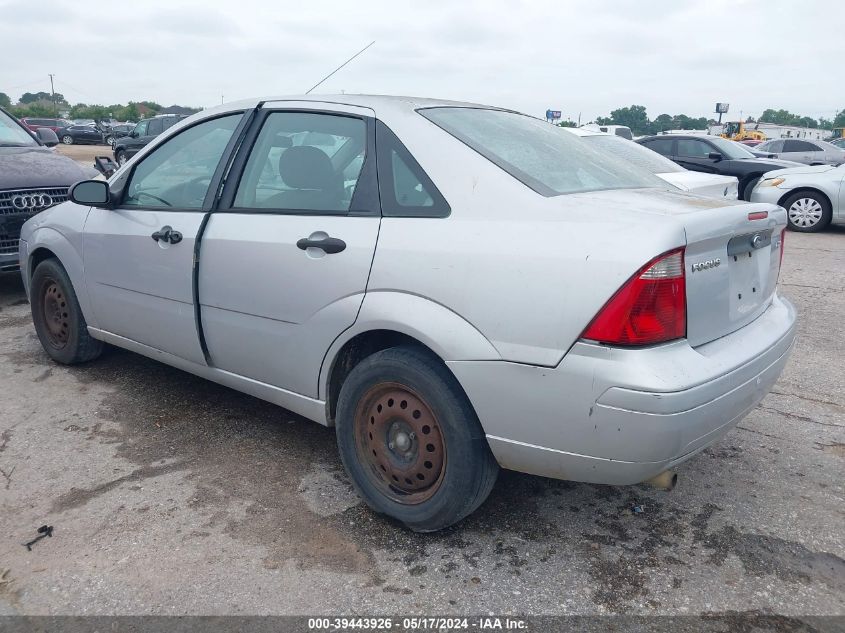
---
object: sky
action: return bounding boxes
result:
[2,0,843,123]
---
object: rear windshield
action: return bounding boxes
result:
[420,108,664,196]
[583,134,683,174]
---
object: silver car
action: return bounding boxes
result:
[19,96,797,531]
[755,138,845,165]
[751,163,845,232]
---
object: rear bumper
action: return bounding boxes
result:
[448,293,797,485]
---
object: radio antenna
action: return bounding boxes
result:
[305,40,375,95]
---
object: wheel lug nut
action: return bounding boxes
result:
[409,432,416,440]
[388,442,394,450]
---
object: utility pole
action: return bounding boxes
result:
[48,73,57,115]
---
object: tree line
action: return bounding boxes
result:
[570,105,845,135]
[0,90,199,122]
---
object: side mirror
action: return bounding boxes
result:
[35,127,59,147]
[69,180,111,207]
[129,130,139,138]
[708,152,723,161]
[93,156,119,178]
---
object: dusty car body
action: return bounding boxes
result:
[20,96,797,531]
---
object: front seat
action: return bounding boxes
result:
[263,145,344,211]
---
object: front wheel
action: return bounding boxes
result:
[336,346,498,532]
[783,191,832,232]
[116,150,127,165]
[61,135,74,145]
[30,259,103,365]
[742,176,761,201]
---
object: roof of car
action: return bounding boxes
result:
[196,94,504,119]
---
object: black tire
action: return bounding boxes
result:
[782,191,832,233]
[336,345,498,532]
[30,258,103,365]
[742,176,761,201]
[115,149,127,165]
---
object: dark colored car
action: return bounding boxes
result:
[113,115,186,165]
[103,124,134,147]
[0,107,96,272]
[636,134,802,200]
[58,124,106,145]
[20,117,71,134]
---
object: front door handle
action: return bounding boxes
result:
[296,236,346,254]
[151,225,183,245]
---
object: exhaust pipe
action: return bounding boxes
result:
[643,470,678,491]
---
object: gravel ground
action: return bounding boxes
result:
[0,227,842,620]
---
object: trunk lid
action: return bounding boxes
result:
[682,201,785,347]
[561,188,786,347]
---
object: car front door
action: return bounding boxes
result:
[83,112,245,364]
[674,138,718,173]
[126,120,150,155]
[197,103,381,397]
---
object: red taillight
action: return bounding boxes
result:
[582,248,686,346]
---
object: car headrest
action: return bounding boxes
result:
[278,146,336,190]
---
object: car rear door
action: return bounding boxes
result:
[197,102,380,397]
[83,112,246,364]
[781,140,815,164]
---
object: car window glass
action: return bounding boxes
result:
[785,140,816,152]
[123,114,241,209]
[233,112,366,213]
[0,109,38,145]
[148,119,163,135]
[391,151,434,207]
[134,120,149,136]
[421,108,664,197]
[643,138,674,156]
[586,135,683,173]
[676,139,712,158]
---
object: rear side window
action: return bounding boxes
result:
[233,111,367,213]
[784,140,817,152]
[376,120,449,217]
[421,108,664,197]
[643,138,674,156]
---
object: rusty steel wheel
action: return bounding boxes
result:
[41,280,71,349]
[30,258,103,365]
[354,382,446,505]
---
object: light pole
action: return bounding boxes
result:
[48,73,57,115]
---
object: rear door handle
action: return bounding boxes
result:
[151,225,182,244]
[296,236,346,254]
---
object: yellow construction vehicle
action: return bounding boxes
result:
[720,121,767,141]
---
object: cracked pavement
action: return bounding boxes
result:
[0,227,842,619]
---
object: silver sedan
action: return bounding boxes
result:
[751,163,845,232]
[755,138,845,165]
[19,96,797,531]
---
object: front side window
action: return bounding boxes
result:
[233,112,366,213]
[421,108,664,197]
[676,139,712,158]
[134,120,149,136]
[123,114,241,209]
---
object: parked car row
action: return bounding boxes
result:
[112,114,187,165]
[17,95,797,531]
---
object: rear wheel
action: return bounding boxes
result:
[783,191,832,233]
[61,135,73,145]
[336,345,498,532]
[30,259,103,365]
[105,135,114,147]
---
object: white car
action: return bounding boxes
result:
[565,127,739,199]
[751,163,845,232]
